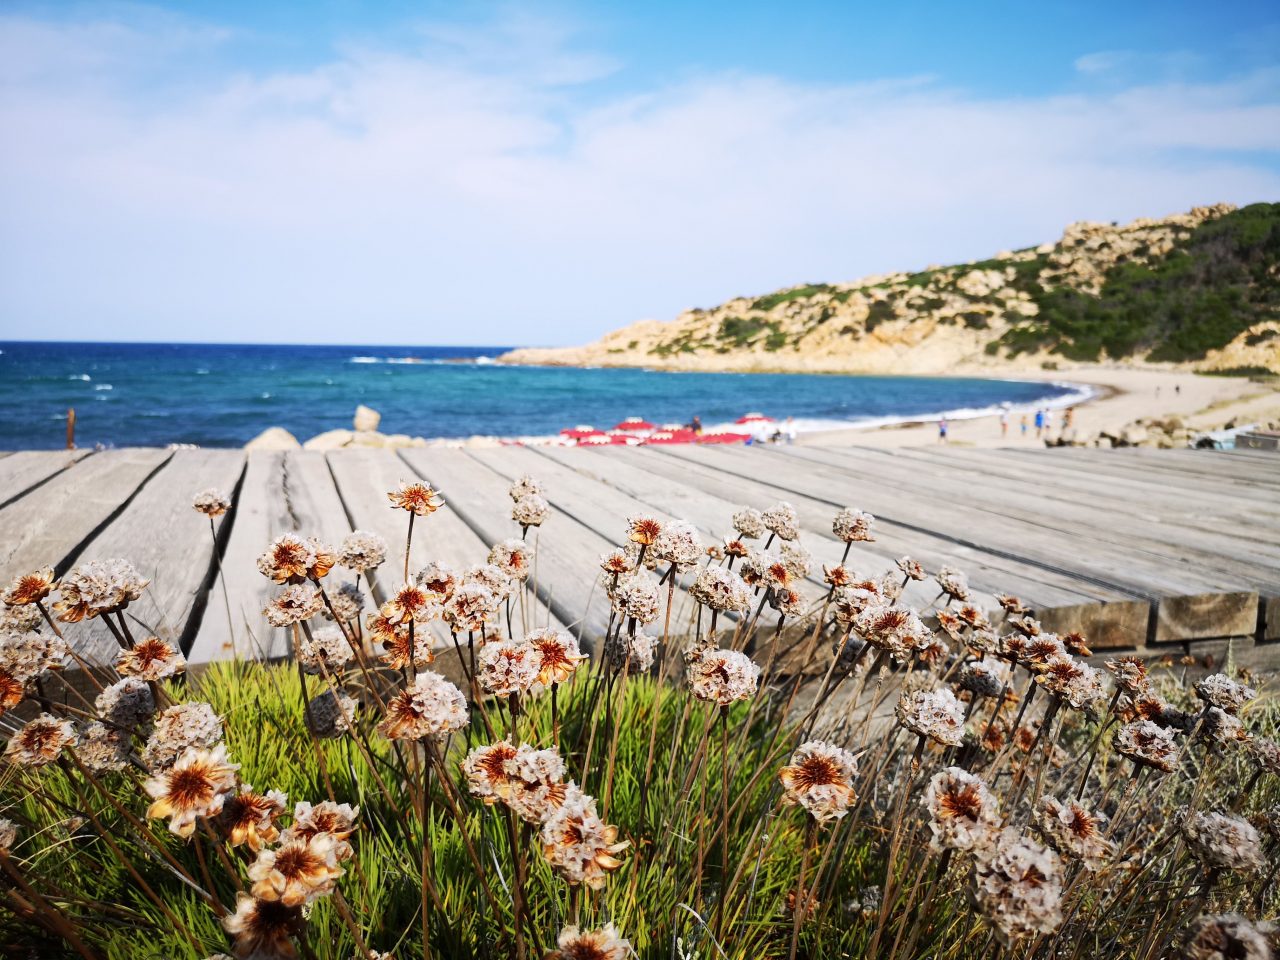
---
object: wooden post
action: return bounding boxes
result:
[66,408,76,449]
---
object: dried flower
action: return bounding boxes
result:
[626,515,663,546]
[378,671,468,741]
[143,702,224,770]
[305,688,358,739]
[378,624,435,670]
[1181,914,1276,960]
[4,567,57,607]
[222,894,302,959]
[686,647,759,706]
[779,542,812,581]
[1061,631,1092,657]
[478,639,540,698]
[771,586,806,619]
[467,743,572,824]
[959,660,1012,700]
[77,721,131,773]
[257,534,334,584]
[598,549,634,578]
[995,593,1028,615]
[249,833,343,906]
[0,604,42,634]
[463,563,512,600]
[463,741,519,805]
[54,559,148,621]
[1200,707,1249,749]
[761,501,799,541]
[1246,737,1280,776]
[1181,810,1267,874]
[222,786,288,852]
[1035,797,1113,870]
[690,566,750,614]
[96,676,155,729]
[935,566,970,603]
[1194,674,1256,715]
[337,530,387,572]
[5,713,76,766]
[1105,656,1150,697]
[264,586,323,627]
[0,668,24,715]
[856,604,933,663]
[896,556,926,581]
[115,636,186,681]
[548,923,632,960]
[0,630,68,681]
[387,480,443,516]
[956,604,990,631]
[512,494,549,528]
[1036,654,1106,710]
[972,831,1065,943]
[321,581,365,624]
[611,573,661,624]
[0,818,17,855]
[780,740,859,822]
[488,539,532,581]
[651,520,704,571]
[605,629,658,673]
[509,475,542,500]
[732,507,765,539]
[145,744,240,837]
[541,791,628,889]
[298,625,354,675]
[192,489,231,517]
[284,800,359,860]
[527,628,588,687]
[833,507,875,543]
[1114,720,1179,773]
[924,767,1001,853]
[896,687,965,746]
[443,581,498,632]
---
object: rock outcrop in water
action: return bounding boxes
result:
[501,202,1280,375]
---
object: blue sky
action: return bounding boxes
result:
[1,1,1278,346]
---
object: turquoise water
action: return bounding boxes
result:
[0,341,1087,449]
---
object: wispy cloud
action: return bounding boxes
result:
[1,6,1278,345]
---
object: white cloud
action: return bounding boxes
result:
[1,8,1278,345]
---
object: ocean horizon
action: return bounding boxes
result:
[0,340,1088,450]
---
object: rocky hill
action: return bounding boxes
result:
[502,202,1280,375]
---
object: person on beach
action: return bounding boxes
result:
[784,416,797,444]
[690,415,703,435]
[1020,414,1028,437]
[1034,409,1044,438]
[938,417,948,443]
[999,410,1009,437]
[1064,407,1075,430]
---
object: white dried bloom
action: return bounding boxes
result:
[509,475,542,501]
[972,831,1065,944]
[896,687,965,746]
[527,628,588,687]
[690,566,750,614]
[114,637,185,681]
[1181,914,1276,960]
[1104,656,1150,696]
[378,671,468,741]
[831,585,882,625]
[463,741,518,805]
[540,790,627,890]
[464,563,512,601]
[1200,707,1249,749]
[854,604,932,663]
[611,573,661,624]
[503,744,570,824]
[5,713,77,766]
[143,744,240,838]
[959,660,1012,699]
[477,639,539,698]
[95,677,155,730]
[1113,720,1179,774]
[321,581,365,623]
[512,494,549,528]
[443,582,498,632]
[1035,797,1114,870]
[832,507,875,543]
[687,647,760,706]
[78,721,131,773]
[771,586,806,619]
[0,818,16,855]
[337,530,387,573]
[935,566,970,602]
[1036,654,1106,710]
[549,923,632,960]
[737,549,771,587]
[417,560,458,598]
[896,556,926,581]
[761,501,799,541]
[53,559,149,622]
[779,740,859,822]
[651,520,703,571]
[143,702,224,770]
[248,832,343,906]
[1181,810,1267,874]
[299,625,354,675]
[264,585,323,627]
[732,507,766,539]
[0,629,70,681]
[598,549,634,578]
[0,605,42,634]
[305,688,358,739]
[1194,674,1257,715]
[780,542,813,581]
[923,767,1001,854]
[488,539,532,581]
[256,533,336,584]
[284,800,360,860]
[606,629,658,673]
[1246,737,1280,776]
[192,489,231,517]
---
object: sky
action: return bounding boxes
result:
[1,1,1278,347]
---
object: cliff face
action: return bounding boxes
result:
[502,203,1280,375]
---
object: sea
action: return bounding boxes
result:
[0,342,1091,450]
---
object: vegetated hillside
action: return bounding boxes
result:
[501,202,1280,374]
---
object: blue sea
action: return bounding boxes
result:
[0,342,1089,450]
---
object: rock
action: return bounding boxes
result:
[1120,424,1149,446]
[304,429,354,451]
[245,426,301,451]
[354,405,381,432]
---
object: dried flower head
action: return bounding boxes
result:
[894,556,925,581]
[0,629,67,682]
[527,628,588,687]
[0,818,17,855]
[690,566,750,614]
[115,636,186,681]
[995,593,1029,616]
[54,559,149,621]
[732,507,765,539]
[319,582,364,625]
[1036,654,1106,710]
[1181,810,1267,874]
[297,625,354,675]
[145,744,240,837]
[221,785,288,852]
[96,676,156,729]
[896,687,965,746]
[0,604,42,634]
[142,701,224,770]
[77,721,131,773]
[337,530,387,573]
[305,688,358,739]
[5,713,77,766]
[548,923,632,960]
[222,894,302,959]
[625,515,663,547]
[780,740,859,822]
[284,800,359,860]
[833,507,875,543]
[1200,706,1249,749]
[651,520,704,571]
[0,668,22,717]
[249,833,343,906]
[1114,720,1179,773]
[509,474,542,500]
[494,744,571,824]
[1181,914,1276,960]
[598,549,634,578]
[541,791,628,889]
[959,660,1012,700]
[512,494,549,528]
[923,767,1001,853]
[443,581,498,632]
[1060,631,1092,657]
[605,629,658,673]
[4,567,57,607]
[463,741,519,805]
[377,622,435,670]
[823,564,852,588]
[856,604,932,663]
[478,639,540,698]
[1035,797,1114,870]
[1105,656,1150,697]
[264,585,324,627]
[686,647,759,706]
[935,566,970,603]
[1246,737,1280,776]
[257,534,334,584]
[378,671,468,741]
[1194,674,1257,715]
[387,480,443,516]
[771,586,806,619]
[192,489,231,517]
[761,501,799,541]
[779,542,812,581]
[488,539,532,581]
[611,572,661,624]
[463,562,512,600]
[972,831,1065,944]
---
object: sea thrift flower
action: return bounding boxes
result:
[78,721,130,773]
[320,581,364,623]
[0,818,17,855]
[143,702,224,770]
[1181,810,1267,874]
[548,923,632,960]
[54,559,148,621]
[935,566,970,603]
[691,566,750,613]
[192,489,231,517]
[284,801,359,860]
[417,560,458,598]
[463,563,512,600]
[780,542,813,580]
[114,637,185,681]
[478,639,539,698]
[605,629,658,672]
[527,628,587,687]
[257,534,334,584]
[378,671,468,741]
[222,786,288,852]
[598,549,633,578]
[379,625,435,670]
[959,660,1012,700]
[923,767,1001,853]
[737,550,771,588]
[1200,707,1248,748]
[896,556,926,581]
[1061,631,1092,656]
[651,520,703,570]
[626,515,663,546]
[305,688,358,739]
[512,494,549,528]
[995,593,1029,615]
[0,604,42,634]
[772,587,806,619]
[823,564,853,587]
[1105,656,1150,697]
[956,604,990,631]
[249,833,343,906]
[972,831,1065,944]
[1181,914,1276,960]
[831,584,882,624]
[833,507,875,543]
[611,573,661,624]
[144,744,240,838]
[337,530,387,572]
[387,480,442,516]
[264,586,323,627]
[443,582,498,632]
[488,539,532,581]
[4,567,56,607]
[856,604,932,663]
[1035,797,1114,870]
[1195,674,1256,715]
[896,687,965,747]
[687,647,760,706]
[503,744,571,823]
[298,625,354,674]
[1246,737,1280,776]
[95,677,155,729]
[732,507,765,539]
[463,741,519,805]
[761,501,799,541]
[541,791,628,889]
[1114,720,1179,773]
[0,669,23,715]
[779,740,859,822]
[222,894,303,959]
[509,475,542,500]
[5,714,76,766]
[1036,654,1106,710]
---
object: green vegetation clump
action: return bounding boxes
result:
[751,284,832,312]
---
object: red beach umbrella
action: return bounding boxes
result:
[735,411,774,425]
[561,425,604,440]
[614,416,656,431]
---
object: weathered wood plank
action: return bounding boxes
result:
[1154,591,1260,643]
[1035,600,1153,650]
[0,449,96,510]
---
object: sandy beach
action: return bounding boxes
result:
[796,365,1280,448]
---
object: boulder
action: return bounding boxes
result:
[1120,424,1149,446]
[304,429,354,451]
[354,405,381,432]
[246,426,301,451]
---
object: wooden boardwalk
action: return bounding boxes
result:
[0,445,1275,666]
